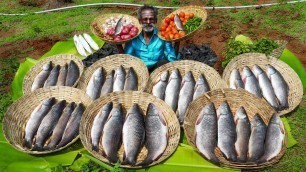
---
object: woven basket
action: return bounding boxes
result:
[91,13,142,44]
[2,86,92,154]
[23,54,84,95]
[183,88,287,169]
[222,53,303,116]
[269,40,288,59]
[77,54,149,96]
[79,91,180,168]
[158,6,207,42]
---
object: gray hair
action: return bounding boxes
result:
[137,4,158,20]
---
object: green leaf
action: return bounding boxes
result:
[281,117,298,148]
[69,156,90,171]
[235,35,253,44]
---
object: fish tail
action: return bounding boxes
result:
[92,144,99,152]
[23,139,32,149]
[137,157,153,167]
[31,143,43,151]
[209,154,220,165]
[107,154,119,164]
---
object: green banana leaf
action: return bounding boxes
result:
[281,117,298,148]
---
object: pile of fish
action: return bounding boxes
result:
[229,64,289,111]
[86,66,138,100]
[152,69,210,125]
[90,102,168,166]
[195,101,285,164]
[74,33,100,57]
[31,61,80,91]
[23,97,85,151]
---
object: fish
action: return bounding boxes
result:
[252,65,279,110]
[102,104,124,163]
[195,102,219,164]
[248,114,267,162]
[23,97,55,149]
[138,103,168,166]
[177,71,195,125]
[122,104,145,166]
[73,35,87,57]
[124,67,138,91]
[86,67,104,100]
[100,70,114,96]
[56,103,85,148]
[164,69,181,111]
[241,66,262,98]
[56,64,68,86]
[229,69,244,89]
[45,102,75,150]
[83,33,99,51]
[31,61,52,91]
[65,60,80,86]
[266,65,289,110]
[217,101,237,161]
[234,107,251,162]
[44,65,60,87]
[258,114,285,163]
[114,17,123,36]
[32,100,66,151]
[113,66,126,92]
[193,74,210,100]
[152,71,169,100]
[174,14,184,31]
[78,34,93,54]
[91,102,113,152]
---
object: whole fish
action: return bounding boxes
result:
[83,33,99,51]
[248,114,267,162]
[23,97,55,149]
[234,107,251,162]
[164,69,181,111]
[217,101,237,161]
[65,60,80,86]
[252,65,279,110]
[258,114,285,163]
[31,61,52,91]
[229,69,244,89]
[124,67,138,91]
[113,66,126,92]
[100,70,114,96]
[266,65,289,110]
[114,17,123,36]
[138,103,168,166]
[195,102,219,164]
[193,74,210,100]
[56,103,85,148]
[102,104,124,163]
[152,71,169,100]
[91,102,113,152]
[86,67,104,100]
[122,104,145,166]
[174,14,184,31]
[78,34,93,54]
[56,64,68,86]
[44,65,60,87]
[74,35,87,57]
[32,100,66,151]
[241,66,262,98]
[177,71,195,124]
[45,102,75,150]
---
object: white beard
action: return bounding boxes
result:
[142,24,155,32]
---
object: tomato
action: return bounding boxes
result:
[179,31,186,37]
[185,14,190,20]
[165,27,171,33]
[174,33,180,39]
[161,31,166,36]
[164,34,170,40]
[172,28,178,34]
[169,34,174,40]
[161,25,167,31]
[179,11,185,18]
[165,17,171,24]
[169,14,175,21]
[189,13,195,18]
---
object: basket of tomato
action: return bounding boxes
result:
[158,6,207,42]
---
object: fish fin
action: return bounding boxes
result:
[92,144,99,152]
[158,111,167,126]
[137,157,153,167]
[195,111,204,125]
[23,139,32,149]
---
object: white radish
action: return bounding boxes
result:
[78,35,93,54]
[83,33,99,51]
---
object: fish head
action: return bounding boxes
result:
[94,67,103,76]
[42,97,55,106]
[235,107,248,123]
[250,114,265,127]
[266,64,277,76]
[102,102,113,112]
[252,65,264,76]
[243,66,253,77]
[196,74,206,85]
[269,114,282,125]
[203,102,216,115]
[115,66,126,76]
[160,71,169,82]
[42,61,52,71]
[170,69,181,80]
[183,71,195,82]
[218,101,232,116]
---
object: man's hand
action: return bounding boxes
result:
[174,42,180,56]
[116,44,124,54]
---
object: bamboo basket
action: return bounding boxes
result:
[2,86,92,154]
[23,54,84,95]
[183,88,287,169]
[222,53,303,115]
[269,40,288,59]
[79,91,180,168]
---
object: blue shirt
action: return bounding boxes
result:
[124,28,179,67]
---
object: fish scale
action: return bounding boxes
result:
[100,70,114,96]
[86,67,104,100]
[193,74,210,100]
[57,64,68,86]
[164,69,181,111]
[242,66,262,98]
[113,66,126,92]
[65,61,80,86]
[124,67,138,91]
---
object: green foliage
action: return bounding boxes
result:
[185,16,202,34]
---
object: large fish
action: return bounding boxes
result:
[56,64,68,86]
[65,60,80,86]
[114,17,123,36]
[74,35,87,57]
[193,74,210,100]
[86,67,104,100]
[266,65,289,110]
[174,14,184,31]
[91,102,113,152]
[113,66,126,92]
[102,104,124,163]
[83,33,99,51]
[195,102,219,164]
[124,67,138,91]
[31,61,52,91]
[100,70,114,96]
[164,69,181,111]
[32,100,66,151]
[152,71,169,100]
[23,97,55,149]
[248,114,267,162]
[122,104,145,166]
[138,103,168,166]
[241,66,262,98]
[258,114,285,163]
[217,101,237,161]
[229,69,244,89]
[177,71,195,124]
[44,65,60,87]
[234,107,251,162]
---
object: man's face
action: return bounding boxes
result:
[140,9,156,33]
